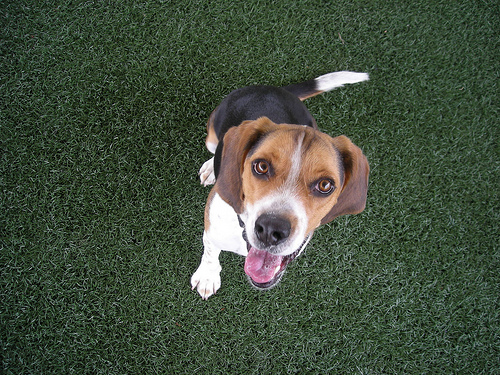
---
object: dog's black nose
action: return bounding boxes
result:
[255,214,291,246]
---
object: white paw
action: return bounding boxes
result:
[199,157,216,186]
[191,264,221,300]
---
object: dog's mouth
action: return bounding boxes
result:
[243,237,309,290]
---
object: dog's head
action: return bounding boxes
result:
[214,117,369,289]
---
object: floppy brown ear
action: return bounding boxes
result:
[321,135,369,224]
[214,117,277,213]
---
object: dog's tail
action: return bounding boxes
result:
[282,71,369,101]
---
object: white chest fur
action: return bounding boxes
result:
[205,192,248,256]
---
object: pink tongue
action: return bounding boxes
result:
[244,247,283,284]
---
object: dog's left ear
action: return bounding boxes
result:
[321,136,369,224]
[214,117,277,213]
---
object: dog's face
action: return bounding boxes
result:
[215,117,369,289]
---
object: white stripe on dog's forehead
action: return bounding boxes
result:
[284,131,305,188]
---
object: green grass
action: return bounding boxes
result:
[1,0,499,373]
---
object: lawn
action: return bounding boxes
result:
[1,0,498,373]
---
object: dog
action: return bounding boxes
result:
[191,71,370,299]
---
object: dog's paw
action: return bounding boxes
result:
[199,157,216,186]
[191,265,221,300]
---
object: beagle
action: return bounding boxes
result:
[191,71,370,299]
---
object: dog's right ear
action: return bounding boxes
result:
[214,117,277,213]
[321,135,369,224]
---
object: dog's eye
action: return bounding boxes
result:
[315,179,335,195]
[253,160,270,176]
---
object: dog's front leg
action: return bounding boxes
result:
[191,232,222,300]
[191,191,246,299]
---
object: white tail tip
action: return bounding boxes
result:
[316,71,369,92]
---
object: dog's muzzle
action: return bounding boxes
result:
[238,215,309,290]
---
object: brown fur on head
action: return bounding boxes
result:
[215,117,369,238]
